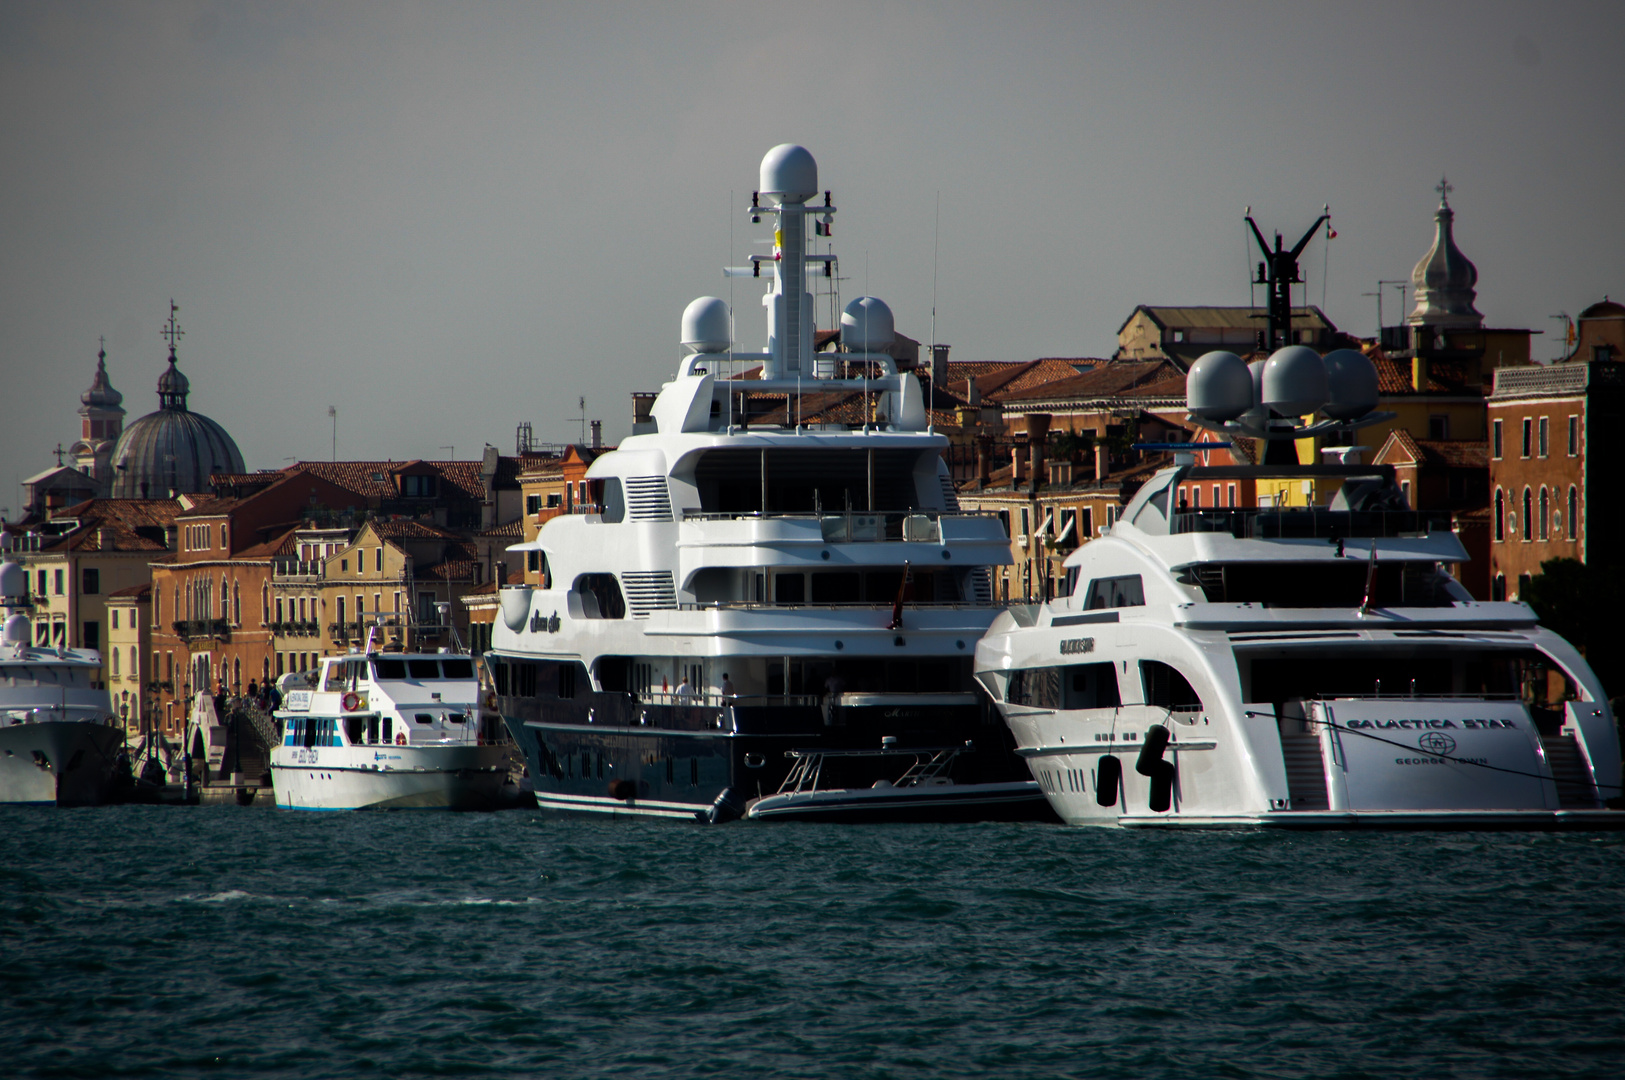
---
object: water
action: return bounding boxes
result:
[2,808,1622,1079]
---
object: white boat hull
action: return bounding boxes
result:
[0,721,124,806]
[270,744,513,811]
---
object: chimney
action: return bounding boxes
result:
[97,527,116,550]
[1027,414,1052,490]
[976,438,991,487]
[967,375,980,407]
[163,523,178,550]
[1011,444,1024,486]
[1412,356,1429,393]
[590,420,602,450]
[1047,461,1073,487]
[1095,441,1110,481]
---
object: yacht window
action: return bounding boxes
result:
[1067,663,1121,708]
[811,572,861,604]
[382,716,393,743]
[557,662,581,699]
[774,573,806,604]
[408,660,441,679]
[1141,661,1203,712]
[323,664,349,691]
[1084,575,1145,609]
[415,713,436,724]
[366,715,380,744]
[1180,563,1461,607]
[446,712,466,724]
[441,659,474,679]
[574,573,626,619]
[343,716,366,743]
[373,658,407,679]
[599,478,625,523]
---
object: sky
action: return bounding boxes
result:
[3,1,1621,513]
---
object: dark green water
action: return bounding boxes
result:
[2,807,1622,1079]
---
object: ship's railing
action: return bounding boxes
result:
[680,508,1002,543]
[637,691,820,708]
[1171,507,1455,540]
[676,600,1005,612]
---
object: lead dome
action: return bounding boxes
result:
[109,323,244,499]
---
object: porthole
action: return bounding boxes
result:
[744,753,765,768]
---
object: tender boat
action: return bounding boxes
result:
[489,144,1047,822]
[975,345,1624,828]
[0,540,125,806]
[270,649,516,810]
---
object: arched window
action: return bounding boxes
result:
[129,646,137,677]
[112,649,119,676]
[1539,487,1549,540]
[233,581,241,625]
[233,657,241,691]
[1522,488,1533,541]
[1568,486,1578,540]
[261,583,269,625]
[221,575,229,620]
[1494,488,1504,542]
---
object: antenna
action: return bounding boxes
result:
[1549,312,1573,361]
[1363,279,1407,337]
[327,405,337,461]
[572,396,587,444]
[1244,208,1328,353]
[440,444,454,460]
[929,190,940,434]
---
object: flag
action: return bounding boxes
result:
[1327,226,1338,238]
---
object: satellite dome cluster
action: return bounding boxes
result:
[1186,346,1381,432]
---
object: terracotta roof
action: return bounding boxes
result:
[999,359,1188,404]
[37,498,184,553]
[108,583,152,600]
[1376,431,1488,470]
[946,359,1095,402]
[372,519,459,540]
[237,525,302,560]
[1363,345,1482,396]
[1117,305,1333,335]
[282,460,488,501]
[416,542,481,582]
[478,520,524,538]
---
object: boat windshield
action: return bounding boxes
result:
[1177,562,1467,607]
[1171,507,1453,539]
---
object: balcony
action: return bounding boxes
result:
[327,620,365,640]
[270,620,322,638]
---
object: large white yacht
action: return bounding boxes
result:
[0,540,125,806]
[488,144,1046,822]
[976,346,1623,828]
[271,649,515,810]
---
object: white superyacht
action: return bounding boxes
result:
[976,346,1623,828]
[489,144,1046,822]
[0,540,125,806]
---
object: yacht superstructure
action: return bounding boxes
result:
[489,145,1044,822]
[0,540,124,806]
[976,345,1623,828]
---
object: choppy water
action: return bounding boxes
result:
[2,808,1622,1079]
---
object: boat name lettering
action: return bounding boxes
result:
[1394,756,1490,766]
[1339,718,1517,730]
[1058,637,1095,655]
[284,690,313,713]
[292,748,318,765]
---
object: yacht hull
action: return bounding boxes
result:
[744,780,1052,823]
[0,722,124,807]
[270,745,514,811]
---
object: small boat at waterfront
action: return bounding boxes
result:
[0,541,125,806]
[270,650,518,810]
[975,346,1624,828]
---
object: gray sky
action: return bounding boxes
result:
[4,1,1621,511]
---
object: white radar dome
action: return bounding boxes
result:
[681,296,731,354]
[0,560,24,600]
[841,297,895,351]
[3,613,29,647]
[759,144,818,204]
[1262,345,1329,417]
[1185,351,1253,422]
[1321,348,1380,420]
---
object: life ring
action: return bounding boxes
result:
[485,692,497,709]
[341,691,361,712]
[396,732,407,746]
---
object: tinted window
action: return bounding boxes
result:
[1141,661,1203,711]
[1085,575,1145,609]
[441,659,474,679]
[373,658,406,679]
[408,660,440,679]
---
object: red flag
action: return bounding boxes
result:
[888,561,913,631]
[1327,226,1338,238]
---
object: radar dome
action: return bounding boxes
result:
[3,614,29,647]
[1322,349,1380,420]
[1261,345,1329,417]
[0,560,24,600]
[1185,351,1253,422]
[681,296,731,354]
[841,297,895,351]
[759,144,818,204]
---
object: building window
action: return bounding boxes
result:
[1522,488,1532,541]
[546,493,561,508]
[1568,486,1578,540]
[82,621,99,650]
[1538,416,1549,458]
[53,569,64,595]
[111,609,119,631]
[1521,417,1532,458]
[35,570,45,596]
[1401,480,1412,508]
[1494,488,1504,542]
[1517,573,1531,598]
[1428,414,1449,440]
[1539,487,1549,540]
[111,648,119,676]
[1189,487,1200,509]
[1492,574,1506,601]
[375,547,383,573]
[276,598,285,624]
[233,582,241,625]
[1568,415,1579,457]
[526,494,541,516]
[1492,419,1502,459]
[81,568,100,595]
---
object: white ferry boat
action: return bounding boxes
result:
[270,650,514,810]
[0,540,124,806]
[489,144,1048,822]
[976,345,1623,828]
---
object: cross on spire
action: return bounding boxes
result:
[1436,175,1453,207]
[161,299,184,353]
[98,334,106,357]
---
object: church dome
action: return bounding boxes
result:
[109,341,244,499]
[80,348,124,411]
[1407,178,1482,329]
[1579,299,1625,319]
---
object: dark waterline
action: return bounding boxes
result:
[2,807,1622,1079]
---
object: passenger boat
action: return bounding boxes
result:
[975,345,1624,828]
[270,648,516,810]
[0,540,125,806]
[488,144,1047,822]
